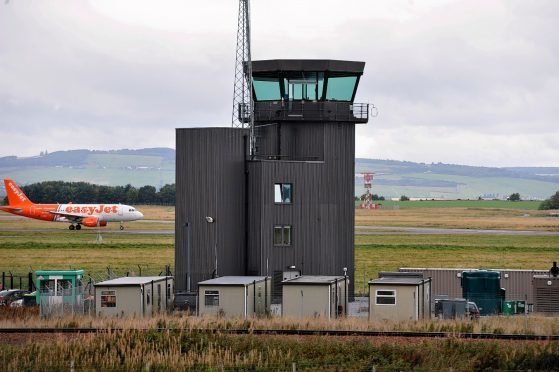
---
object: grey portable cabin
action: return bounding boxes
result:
[369,275,431,322]
[175,59,369,303]
[282,275,348,319]
[197,276,271,318]
[94,276,173,317]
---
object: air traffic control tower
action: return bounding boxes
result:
[176,59,368,302]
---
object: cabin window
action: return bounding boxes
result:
[375,289,396,305]
[273,225,292,246]
[274,183,292,204]
[253,77,281,101]
[101,290,116,307]
[205,290,220,306]
[283,72,322,101]
[40,280,55,295]
[326,75,357,101]
[57,279,72,296]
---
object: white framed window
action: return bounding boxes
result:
[205,290,220,306]
[101,290,116,307]
[375,289,396,305]
[273,225,292,246]
[274,183,292,204]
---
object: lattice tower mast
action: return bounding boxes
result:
[231,0,255,154]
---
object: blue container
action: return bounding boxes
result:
[461,270,503,316]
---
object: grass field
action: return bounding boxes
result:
[0,204,558,291]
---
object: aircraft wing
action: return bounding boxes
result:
[48,211,86,222]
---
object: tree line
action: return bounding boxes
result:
[2,181,175,205]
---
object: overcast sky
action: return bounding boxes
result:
[0,0,557,167]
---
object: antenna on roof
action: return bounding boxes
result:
[231,0,255,156]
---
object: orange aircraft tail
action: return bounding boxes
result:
[3,179,33,206]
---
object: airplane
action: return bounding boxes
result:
[0,179,144,230]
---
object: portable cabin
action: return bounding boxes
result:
[197,276,271,318]
[282,275,348,319]
[35,269,85,316]
[368,276,431,322]
[94,276,173,317]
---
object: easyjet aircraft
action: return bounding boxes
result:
[0,179,144,230]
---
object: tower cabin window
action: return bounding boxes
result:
[274,183,292,204]
[253,77,281,101]
[283,72,323,101]
[325,75,357,101]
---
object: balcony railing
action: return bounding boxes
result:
[238,102,369,123]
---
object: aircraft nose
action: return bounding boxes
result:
[137,211,144,219]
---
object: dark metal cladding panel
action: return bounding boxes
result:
[175,128,249,292]
[247,122,356,298]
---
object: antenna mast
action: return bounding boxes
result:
[232,0,255,154]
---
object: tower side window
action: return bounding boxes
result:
[273,225,292,246]
[274,183,292,204]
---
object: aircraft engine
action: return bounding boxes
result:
[82,217,107,227]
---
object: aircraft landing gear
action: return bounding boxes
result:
[120,225,124,231]
[76,224,82,230]
[69,224,75,230]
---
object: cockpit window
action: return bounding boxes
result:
[129,208,135,212]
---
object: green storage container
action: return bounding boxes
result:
[461,270,503,316]
[503,300,516,315]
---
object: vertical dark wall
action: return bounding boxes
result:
[247,122,356,297]
[175,128,249,292]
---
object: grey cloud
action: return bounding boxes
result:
[0,0,557,166]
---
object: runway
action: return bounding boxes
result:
[0,225,558,236]
[355,225,559,236]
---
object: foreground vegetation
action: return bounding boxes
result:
[2,310,559,370]
[3,330,559,370]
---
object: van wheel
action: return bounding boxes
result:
[120,225,124,231]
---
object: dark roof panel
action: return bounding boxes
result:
[251,59,365,74]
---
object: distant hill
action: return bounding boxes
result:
[355,159,559,200]
[0,148,175,190]
[1,149,558,199]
